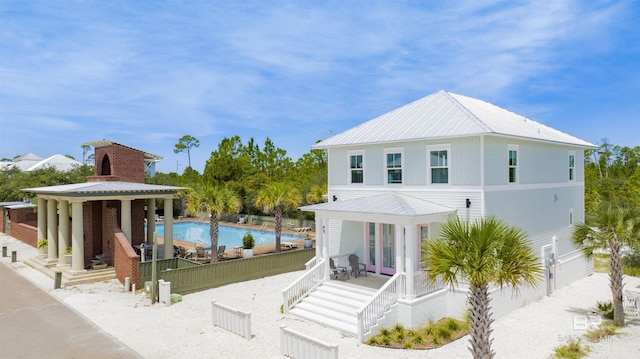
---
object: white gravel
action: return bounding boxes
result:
[2,233,639,359]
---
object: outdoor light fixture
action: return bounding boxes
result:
[332,195,337,202]
[466,198,471,208]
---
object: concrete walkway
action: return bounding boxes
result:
[0,262,142,359]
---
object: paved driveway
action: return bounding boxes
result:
[0,263,142,359]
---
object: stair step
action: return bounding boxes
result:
[322,281,376,297]
[289,307,357,334]
[302,296,360,315]
[294,301,358,323]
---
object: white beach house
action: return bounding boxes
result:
[284,90,596,341]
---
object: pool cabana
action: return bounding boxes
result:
[23,182,186,272]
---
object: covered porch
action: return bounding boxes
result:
[285,193,457,340]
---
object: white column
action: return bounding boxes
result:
[47,198,58,260]
[147,199,156,245]
[71,201,85,272]
[163,198,173,259]
[374,224,381,275]
[323,218,330,280]
[395,224,405,297]
[37,197,46,244]
[405,224,416,299]
[315,217,323,259]
[395,224,404,274]
[58,200,70,265]
[121,199,132,243]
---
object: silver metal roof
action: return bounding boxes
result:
[300,193,455,217]
[86,139,163,162]
[23,181,187,196]
[315,90,595,148]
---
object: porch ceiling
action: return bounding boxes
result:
[300,192,456,224]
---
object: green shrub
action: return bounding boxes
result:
[552,338,590,359]
[445,318,461,331]
[596,301,614,320]
[367,336,380,346]
[436,326,452,340]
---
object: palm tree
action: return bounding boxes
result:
[425,216,542,359]
[573,203,640,326]
[255,182,301,253]
[186,186,241,262]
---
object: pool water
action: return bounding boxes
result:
[152,221,303,249]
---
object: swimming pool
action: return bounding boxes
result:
[152,221,304,249]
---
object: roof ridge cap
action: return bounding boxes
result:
[391,192,417,216]
[443,92,494,133]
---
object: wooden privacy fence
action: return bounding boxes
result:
[144,249,314,295]
[280,325,338,359]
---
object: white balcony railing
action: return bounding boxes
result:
[280,325,338,359]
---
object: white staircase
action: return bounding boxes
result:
[288,281,375,335]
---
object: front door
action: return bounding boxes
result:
[381,223,395,275]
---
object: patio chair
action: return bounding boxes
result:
[237,216,246,225]
[348,254,367,278]
[194,246,211,263]
[217,245,227,260]
[330,258,349,281]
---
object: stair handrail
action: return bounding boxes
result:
[282,258,326,313]
[356,272,403,342]
[305,256,317,270]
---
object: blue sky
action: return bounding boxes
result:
[1,1,638,173]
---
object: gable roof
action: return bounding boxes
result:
[25,154,83,172]
[315,90,595,149]
[86,139,163,163]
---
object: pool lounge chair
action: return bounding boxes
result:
[281,242,297,249]
[217,245,227,260]
[194,246,211,263]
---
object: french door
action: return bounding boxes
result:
[366,223,396,275]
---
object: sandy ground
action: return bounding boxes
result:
[2,233,639,359]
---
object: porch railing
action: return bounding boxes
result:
[356,272,403,342]
[283,259,326,313]
[413,270,444,298]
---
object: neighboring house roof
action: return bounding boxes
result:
[86,139,163,163]
[301,193,455,218]
[23,181,187,198]
[315,90,595,149]
[25,154,83,172]
[9,153,45,171]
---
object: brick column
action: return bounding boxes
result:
[58,200,70,265]
[47,198,58,260]
[163,199,173,259]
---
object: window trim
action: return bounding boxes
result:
[383,147,404,185]
[508,144,519,184]
[427,144,451,185]
[568,151,576,182]
[348,150,365,185]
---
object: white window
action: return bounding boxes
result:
[569,151,575,181]
[428,145,450,184]
[348,151,364,184]
[384,148,403,184]
[508,144,518,183]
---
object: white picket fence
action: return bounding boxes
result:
[211,301,252,340]
[158,280,171,305]
[280,325,338,359]
[623,288,640,317]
